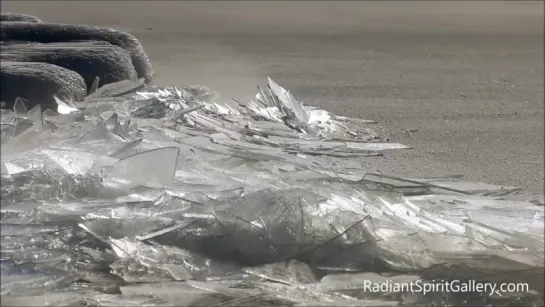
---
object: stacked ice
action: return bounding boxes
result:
[1,78,543,306]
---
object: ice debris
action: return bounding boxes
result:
[1,77,543,306]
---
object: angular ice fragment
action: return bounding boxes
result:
[103,147,179,190]
[85,294,167,307]
[9,118,34,139]
[103,112,118,132]
[42,149,96,175]
[87,79,145,99]
[1,291,88,306]
[27,104,44,130]
[185,280,262,300]
[108,138,143,159]
[1,267,75,297]
[13,97,29,116]
[109,237,140,258]
[120,282,211,306]
[108,238,195,283]
[54,96,79,114]
[1,223,68,237]
[306,108,331,126]
[89,76,100,94]
[243,260,317,285]
[135,220,194,241]
[79,128,109,146]
[267,76,309,129]
[346,142,412,151]
[2,162,28,175]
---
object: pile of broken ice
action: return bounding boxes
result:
[1,77,543,306]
